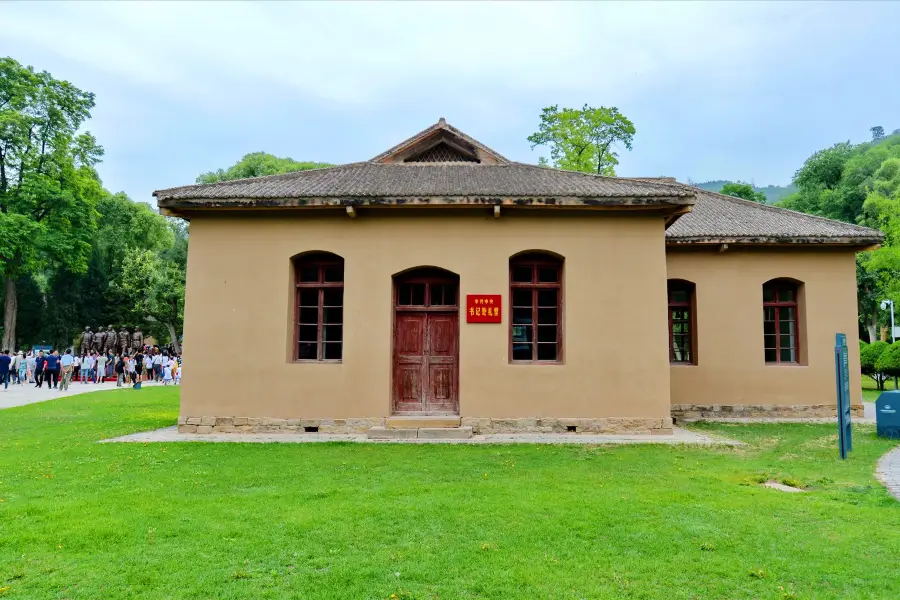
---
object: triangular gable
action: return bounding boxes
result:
[371,118,509,165]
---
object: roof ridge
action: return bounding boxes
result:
[369,119,509,164]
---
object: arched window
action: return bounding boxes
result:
[763,279,799,364]
[510,252,563,363]
[667,280,695,364]
[293,252,344,362]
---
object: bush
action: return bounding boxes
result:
[875,342,900,378]
[861,341,891,390]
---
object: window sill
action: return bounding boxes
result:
[764,362,806,367]
[292,359,343,364]
[670,362,697,367]
[509,361,564,366]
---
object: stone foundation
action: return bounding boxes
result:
[671,404,865,419]
[178,416,674,435]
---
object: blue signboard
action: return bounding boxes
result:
[834,333,852,459]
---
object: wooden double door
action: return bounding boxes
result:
[392,271,459,414]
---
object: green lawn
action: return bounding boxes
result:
[1,389,899,599]
[862,376,898,402]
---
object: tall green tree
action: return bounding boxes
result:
[719,181,767,203]
[196,152,332,184]
[0,57,103,350]
[527,104,635,175]
[872,126,885,141]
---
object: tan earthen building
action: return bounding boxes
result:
[155,120,882,437]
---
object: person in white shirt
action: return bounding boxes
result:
[152,352,163,382]
[143,354,153,382]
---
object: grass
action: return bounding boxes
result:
[1,388,899,599]
[861,376,899,402]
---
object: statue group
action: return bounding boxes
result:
[80,326,144,355]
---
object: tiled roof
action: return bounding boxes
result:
[666,186,883,244]
[370,118,510,164]
[154,162,694,202]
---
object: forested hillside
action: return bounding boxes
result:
[777,127,900,341]
[693,180,797,204]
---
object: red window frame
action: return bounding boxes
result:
[667,281,695,364]
[294,255,344,362]
[509,254,563,364]
[763,280,799,364]
[394,270,459,312]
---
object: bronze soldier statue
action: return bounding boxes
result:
[80,327,93,355]
[119,328,130,355]
[93,327,106,353]
[105,326,118,354]
[131,327,144,352]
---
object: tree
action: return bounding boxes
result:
[872,126,885,141]
[861,340,891,390]
[196,152,332,184]
[876,342,900,378]
[719,181,767,203]
[0,57,103,350]
[527,104,635,175]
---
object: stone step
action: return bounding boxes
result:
[366,426,417,440]
[418,426,472,440]
[386,416,461,429]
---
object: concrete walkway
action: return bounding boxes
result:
[1,379,162,410]
[876,446,900,502]
[103,425,742,446]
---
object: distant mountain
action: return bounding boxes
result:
[692,180,798,204]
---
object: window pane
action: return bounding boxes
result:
[300,289,319,306]
[538,308,557,325]
[763,320,775,335]
[537,325,557,342]
[537,343,557,361]
[778,287,795,302]
[512,324,533,343]
[411,284,426,306]
[512,288,532,307]
[323,342,342,360]
[324,306,342,324]
[764,334,777,350]
[781,307,795,322]
[512,307,533,325]
[779,318,795,335]
[779,334,794,350]
[443,283,457,305]
[298,342,317,360]
[763,307,775,321]
[398,283,412,305]
[299,307,318,324]
[671,309,689,321]
[537,267,559,283]
[512,265,533,283]
[324,325,343,342]
[537,289,558,307]
[669,289,689,303]
[299,264,319,282]
[323,288,343,306]
[324,265,343,282]
[429,283,443,306]
[763,286,775,302]
[429,283,456,306]
[780,347,796,363]
[765,348,777,362]
[299,325,318,342]
[512,344,533,361]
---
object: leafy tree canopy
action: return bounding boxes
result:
[719,181,767,203]
[195,152,333,184]
[528,104,635,175]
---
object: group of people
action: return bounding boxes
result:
[0,346,182,391]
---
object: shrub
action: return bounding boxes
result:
[875,342,900,378]
[861,341,891,390]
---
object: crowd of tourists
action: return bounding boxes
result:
[0,346,182,391]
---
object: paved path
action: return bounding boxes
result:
[876,446,900,502]
[1,379,162,410]
[103,426,742,446]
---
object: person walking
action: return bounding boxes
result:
[143,353,152,382]
[115,354,126,387]
[60,349,74,391]
[134,350,145,386]
[26,351,36,384]
[45,350,60,389]
[34,350,47,388]
[10,350,21,385]
[81,353,92,383]
[72,353,81,384]
[126,354,137,385]
[0,350,11,391]
[16,351,26,385]
[151,351,163,382]
[95,352,107,383]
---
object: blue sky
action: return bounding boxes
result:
[2,1,898,206]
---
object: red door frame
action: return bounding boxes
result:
[391,269,460,415]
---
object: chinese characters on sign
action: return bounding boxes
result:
[466,294,502,323]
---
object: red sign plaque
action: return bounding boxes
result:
[466,294,502,323]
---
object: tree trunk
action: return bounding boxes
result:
[2,275,17,351]
[868,305,878,344]
[165,321,181,354]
